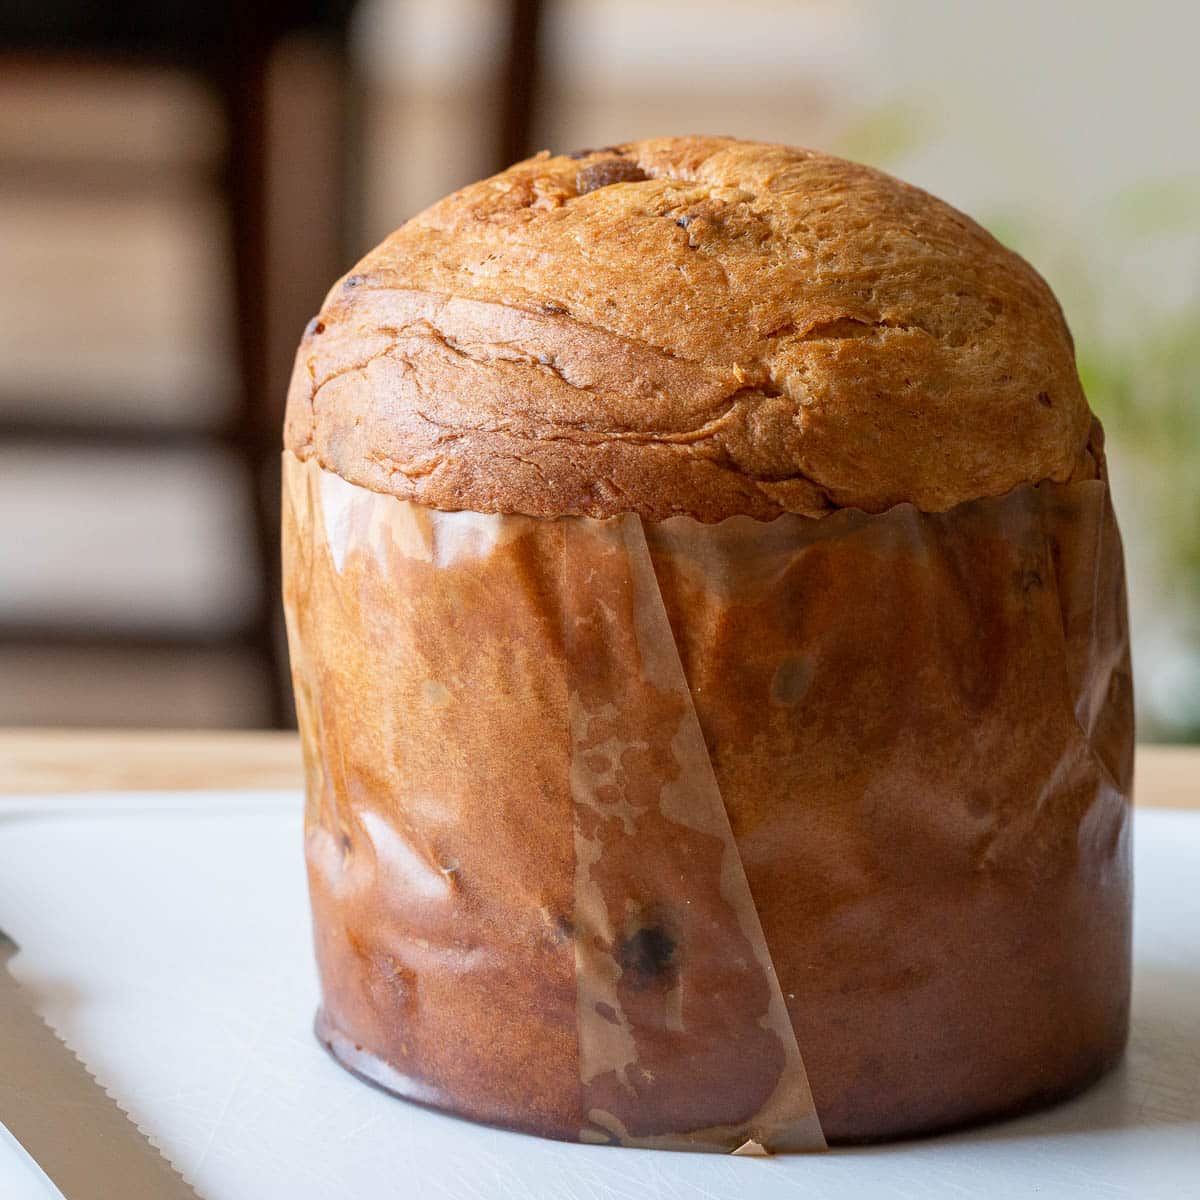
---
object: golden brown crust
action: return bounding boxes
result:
[285,136,1094,521]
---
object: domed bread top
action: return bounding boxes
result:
[284,136,1098,522]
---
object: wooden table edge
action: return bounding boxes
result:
[0,729,304,795]
[0,729,1194,807]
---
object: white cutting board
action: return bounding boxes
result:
[0,792,1197,1200]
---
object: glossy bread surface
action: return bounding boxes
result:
[283,453,1133,1146]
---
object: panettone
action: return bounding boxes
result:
[282,137,1133,1150]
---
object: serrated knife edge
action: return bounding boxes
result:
[0,930,203,1200]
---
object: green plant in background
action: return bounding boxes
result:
[1079,305,1200,738]
[1110,177,1200,241]
[833,101,927,169]
[1079,306,1200,589]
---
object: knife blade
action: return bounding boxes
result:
[0,928,202,1200]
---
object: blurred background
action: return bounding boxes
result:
[0,0,1197,739]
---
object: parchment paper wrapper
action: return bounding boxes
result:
[282,449,1133,1150]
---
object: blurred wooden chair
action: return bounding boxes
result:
[0,0,546,728]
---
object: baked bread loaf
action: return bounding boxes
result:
[283,137,1133,1150]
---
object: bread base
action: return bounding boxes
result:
[315,1006,1126,1147]
[285,454,1134,1152]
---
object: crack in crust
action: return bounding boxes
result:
[284,136,1095,522]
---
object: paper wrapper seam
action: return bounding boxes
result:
[564,514,824,1150]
